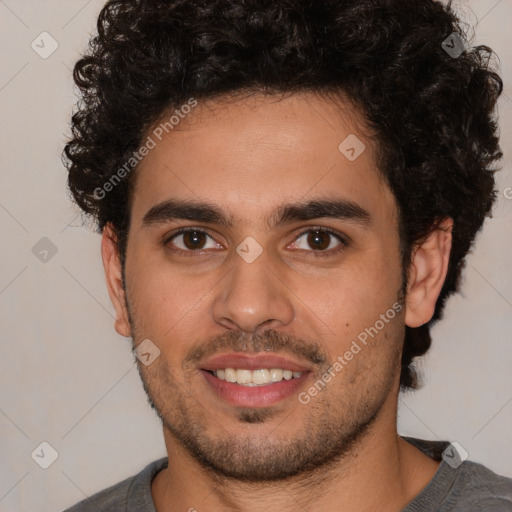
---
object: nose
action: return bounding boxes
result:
[211,248,295,333]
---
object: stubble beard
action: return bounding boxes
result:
[127,311,398,483]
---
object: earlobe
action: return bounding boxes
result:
[101,223,132,337]
[404,217,453,328]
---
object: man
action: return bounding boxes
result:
[62,0,512,510]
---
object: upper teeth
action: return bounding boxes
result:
[213,368,303,386]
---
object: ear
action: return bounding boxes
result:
[101,223,132,337]
[404,217,453,328]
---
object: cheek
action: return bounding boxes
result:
[307,252,400,314]
[133,275,203,323]
[293,250,402,354]
[126,248,212,338]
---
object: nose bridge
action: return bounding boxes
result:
[211,245,294,332]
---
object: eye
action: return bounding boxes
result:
[289,228,347,255]
[164,228,222,254]
[163,227,348,257]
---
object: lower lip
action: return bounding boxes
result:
[201,370,309,407]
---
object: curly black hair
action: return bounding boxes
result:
[63,0,503,390]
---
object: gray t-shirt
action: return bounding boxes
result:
[62,437,512,511]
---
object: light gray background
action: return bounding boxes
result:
[0,1,511,511]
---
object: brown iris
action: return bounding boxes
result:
[182,230,207,250]
[307,230,330,250]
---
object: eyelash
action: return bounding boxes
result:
[162,227,349,258]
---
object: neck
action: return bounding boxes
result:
[151,409,440,512]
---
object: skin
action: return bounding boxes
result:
[102,91,453,511]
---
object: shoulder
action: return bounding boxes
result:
[62,476,133,511]
[61,457,168,512]
[401,437,512,511]
[454,460,512,509]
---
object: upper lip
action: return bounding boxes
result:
[200,353,312,372]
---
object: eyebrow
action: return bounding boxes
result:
[141,198,372,230]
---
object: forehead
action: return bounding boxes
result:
[129,91,397,231]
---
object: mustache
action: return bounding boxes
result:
[184,329,328,369]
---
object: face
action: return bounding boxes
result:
[112,92,408,481]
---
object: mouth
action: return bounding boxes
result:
[199,353,312,407]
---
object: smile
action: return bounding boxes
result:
[201,368,309,407]
[207,368,303,386]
